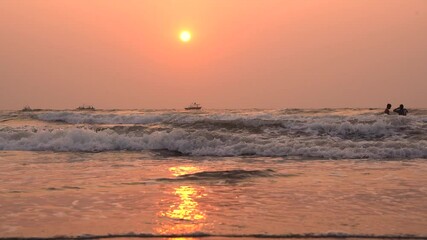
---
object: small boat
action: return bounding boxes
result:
[21,105,32,112]
[185,102,202,110]
[76,105,96,111]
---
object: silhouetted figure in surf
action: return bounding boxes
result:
[393,104,408,116]
[384,103,392,115]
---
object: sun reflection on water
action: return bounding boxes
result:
[162,185,206,221]
[169,166,199,177]
[155,166,208,237]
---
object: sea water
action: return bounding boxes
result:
[0,109,426,239]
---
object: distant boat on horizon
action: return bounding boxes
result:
[20,106,43,112]
[185,102,202,110]
[21,105,32,112]
[76,105,96,111]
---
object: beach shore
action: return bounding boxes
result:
[1,151,426,238]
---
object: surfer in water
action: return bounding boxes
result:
[384,103,392,115]
[393,104,408,116]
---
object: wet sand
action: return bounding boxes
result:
[0,151,426,238]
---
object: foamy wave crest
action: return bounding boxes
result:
[35,111,175,124]
[33,112,426,140]
[34,111,286,125]
[0,127,426,159]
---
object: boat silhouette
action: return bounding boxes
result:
[185,102,202,110]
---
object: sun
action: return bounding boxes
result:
[180,31,191,42]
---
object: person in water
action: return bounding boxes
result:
[384,103,392,115]
[393,104,408,116]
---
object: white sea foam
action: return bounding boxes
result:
[0,126,425,159]
[1,109,425,158]
[35,111,171,124]
[34,111,421,131]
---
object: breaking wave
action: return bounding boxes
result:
[1,109,425,159]
[32,110,427,125]
[32,111,427,137]
[0,126,426,159]
[35,111,172,124]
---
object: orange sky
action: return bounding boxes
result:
[0,0,426,109]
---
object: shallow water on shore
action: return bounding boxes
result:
[0,151,426,238]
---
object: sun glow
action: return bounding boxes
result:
[180,31,191,42]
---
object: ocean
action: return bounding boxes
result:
[0,109,426,239]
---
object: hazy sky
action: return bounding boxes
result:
[1,0,426,109]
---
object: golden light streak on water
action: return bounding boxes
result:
[164,185,206,221]
[169,166,200,176]
[155,165,208,237]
